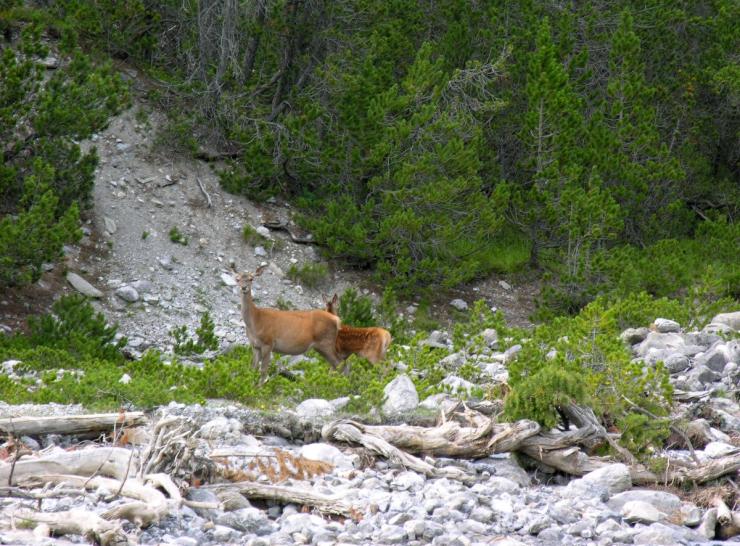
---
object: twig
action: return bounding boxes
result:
[196,177,212,208]
[114,449,136,498]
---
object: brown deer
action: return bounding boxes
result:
[236,266,342,384]
[325,294,392,372]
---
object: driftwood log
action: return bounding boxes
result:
[0,412,146,436]
[13,508,130,546]
[205,480,356,517]
[0,446,134,485]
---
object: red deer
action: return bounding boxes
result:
[236,266,342,384]
[325,294,392,373]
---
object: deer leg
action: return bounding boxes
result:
[251,345,261,370]
[258,345,272,385]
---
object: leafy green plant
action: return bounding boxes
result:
[287,262,329,289]
[335,288,375,327]
[141,230,149,240]
[168,226,188,245]
[170,312,219,355]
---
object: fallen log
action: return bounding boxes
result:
[0,412,147,437]
[205,480,356,517]
[13,508,130,546]
[322,420,473,482]
[0,447,135,485]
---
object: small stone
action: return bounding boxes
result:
[480,328,498,347]
[66,272,103,298]
[653,318,680,333]
[119,373,132,384]
[607,490,681,515]
[622,500,666,524]
[254,246,267,257]
[115,286,139,303]
[221,273,237,286]
[103,216,117,234]
[621,327,650,345]
[256,226,271,238]
[299,443,353,470]
[703,441,738,458]
[565,463,631,498]
[450,299,468,311]
[711,311,740,331]
[158,256,175,270]
[441,374,475,394]
[664,353,690,373]
[391,471,425,492]
[498,280,512,290]
[131,279,154,293]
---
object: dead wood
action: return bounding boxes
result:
[0,447,134,485]
[322,420,473,482]
[205,480,356,517]
[0,412,146,436]
[13,508,130,546]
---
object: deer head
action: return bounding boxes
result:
[324,293,339,315]
[234,265,267,290]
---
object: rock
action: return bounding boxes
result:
[503,344,522,362]
[382,374,418,415]
[119,373,131,384]
[131,279,154,293]
[216,507,272,534]
[254,246,267,257]
[697,507,716,539]
[66,272,104,298]
[421,330,450,349]
[450,299,468,311]
[703,441,738,458]
[702,322,734,336]
[158,256,175,270]
[486,476,521,493]
[653,318,680,333]
[256,226,271,238]
[499,280,512,290]
[391,471,425,492]
[607,490,681,515]
[663,353,690,373]
[115,285,139,303]
[20,436,40,451]
[622,500,666,524]
[295,399,335,420]
[711,311,740,331]
[636,332,684,357]
[419,393,454,411]
[199,416,241,440]
[565,464,631,498]
[686,365,721,386]
[329,396,350,411]
[679,502,702,527]
[621,327,650,345]
[632,522,705,545]
[2,360,20,374]
[104,216,117,234]
[480,328,498,347]
[299,443,354,470]
[377,524,406,544]
[440,374,475,394]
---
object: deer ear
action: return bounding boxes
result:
[332,294,338,305]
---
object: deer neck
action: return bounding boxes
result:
[240,283,259,330]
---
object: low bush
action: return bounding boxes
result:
[287,262,329,289]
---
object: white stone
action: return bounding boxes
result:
[2,360,21,374]
[66,272,103,298]
[295,398,335,419]
[653,318,680,333]
[391,471,425,492]
[567,463,631,497]
[104,216,117,234]
[299,443,354,470]
[254,246,267,257]
[441,374,475,394]
[221,272,237,286]
[607,490,681,514]
[119,373,131,384]
[115,286,139,303]
[382,374,418,415]
[622,500,666,524]
[711,311,740,331]
[703,441,738,458]
[498,280,512,290]
[450,299,468,311]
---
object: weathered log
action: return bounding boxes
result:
[206,481,355,517]
[0,412,147,437]
[13,508,130,546]
[325,417,540,458]
[322,420,472,482]
[0,447,135,485]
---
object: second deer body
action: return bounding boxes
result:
[326,294,392,371]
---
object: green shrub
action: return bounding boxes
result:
[287,262,329,289]
[335,288,375,327]
[168,226,188,245]
[170,312,219,355]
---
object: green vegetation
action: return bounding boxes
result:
[168,226,188,245]
[0,11,129,287]
[169,311,219,355]
[287,262,329,289]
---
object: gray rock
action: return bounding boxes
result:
[391,471,425,492]
[621,327,650,345]
[537,527,564,542]
[703,441,738,458]
[20,436,40,451]
[470,506,494,524]
[199,416,241,440]
[254,246,267,257]
[421,330,450,349]
[104,216,117,234]
[66,272,103,298]
[636,332,684,357]
[486,476,521,493]
[622,500,666,524]
[216,507,272,534]
[702,322,734,336]
[295,398,335,419]
[473,455,531,487]
[564,463,631,498]
[115,285,139,303]
[607,490,681,515]
[419,393,454,411]
[221,273,237,286]
[211,525,236,542]
[653,318,680,333]
[450,299,468,311]
[404,519,426,540]
[2,359,21,374]
[382,374,418,415]
[664,353,690,373]
[679,502,702,527]
[299,443,354,470]
[158,256,175,270]
[480,328,498,347]
[686,365,721,385]
[503,344,522,362]
[697,507,717,539]
[695,346,730,372]
[131,279,154,293]
[440,374,475,394]
[377,524,406,544]
[499,280,512,290]
[633,522,706,545]
[711,311,740,331]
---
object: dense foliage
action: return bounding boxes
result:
[33,0,737,298]
[0,6,129,286]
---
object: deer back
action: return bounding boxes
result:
[336,325,392,363]
[251,307,340,354]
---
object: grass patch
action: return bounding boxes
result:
[169,226,188,245]
[478,227,531,273]
[287,262,329,289]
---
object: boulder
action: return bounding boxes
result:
[115,285,139,303]
[299,443,354,470]
[636,332,684,357]
[711,311,740,331]
[622,500,667,524]
[295,399,334,420]
[450,299,468,311]
[607,490,681,515]
[382,374,418,415]
[653,318,680,333]
[621,327,650,345]
[564,463,631,499]
[66,272,103,298]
